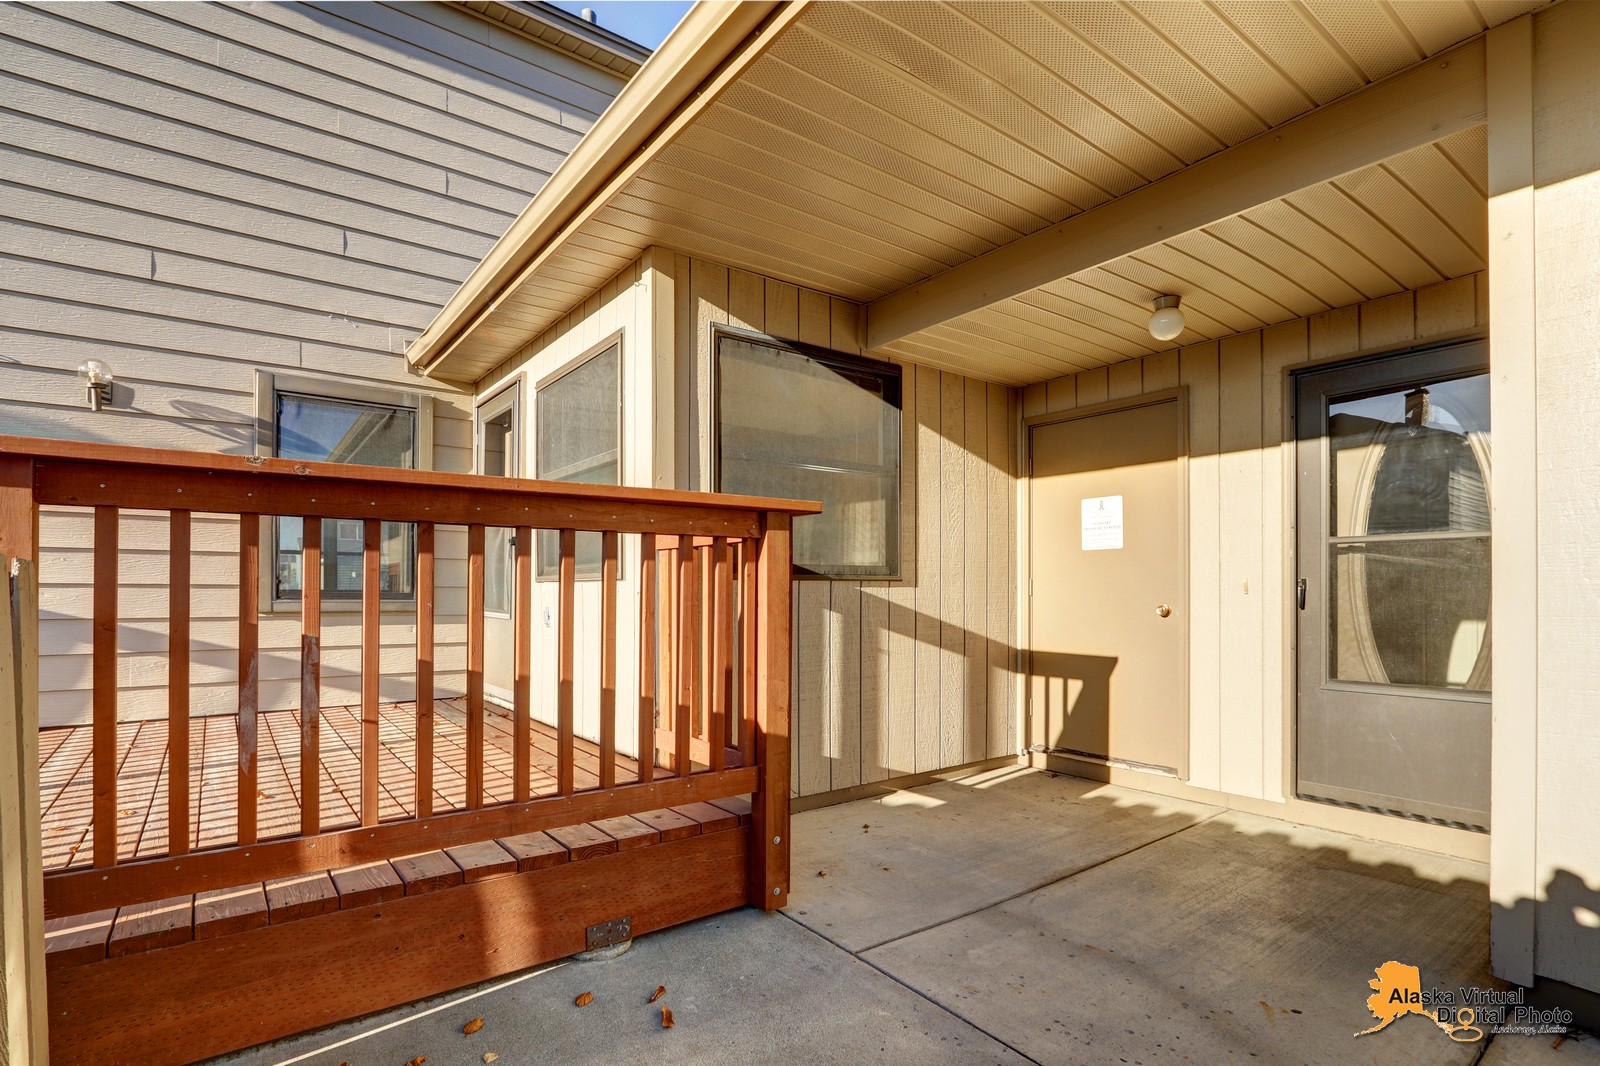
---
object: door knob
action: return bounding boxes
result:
[1155,604,1172,618]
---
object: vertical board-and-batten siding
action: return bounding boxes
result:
[470,258,657,756]
[675,256,1018,800]
[0,1,628,725]
[1024,272,1486,803]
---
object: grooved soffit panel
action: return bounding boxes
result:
[424,0,1543,384]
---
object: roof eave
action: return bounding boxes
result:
[410,0,788,380]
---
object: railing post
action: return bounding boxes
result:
[750,512,791,911]
[0,458,37,564]
[2,552,49,1065]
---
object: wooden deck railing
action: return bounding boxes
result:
[0,435,814,920]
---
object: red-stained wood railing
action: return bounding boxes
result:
[0,435,814,920]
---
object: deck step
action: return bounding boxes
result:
[44,908,116,968]
[330,861,406,909]
[393,851,463,895]
[109,895,193,957]
[445,841,518,882]
[265,872,339,924]
[43,795,754,967]
[194,884,268,940]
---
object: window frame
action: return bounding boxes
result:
[254,371,433,612]
[534,333,624,581]
[476,379,523,618]
[709,324,902,579]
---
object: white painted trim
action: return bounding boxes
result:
[865,37,1490,348]
[1486,13,1539,989]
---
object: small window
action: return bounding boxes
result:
[536,340,620,577]
[477,384,521,615]
[714,329,901,577]
[271,390,419,601]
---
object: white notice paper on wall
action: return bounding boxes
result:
[1081,495,1124,551]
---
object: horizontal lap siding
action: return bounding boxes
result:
[0,1,627,726]
[682,256,1019,799]
[1028,273,1485,803]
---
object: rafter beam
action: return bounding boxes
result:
[865,37,1488,349]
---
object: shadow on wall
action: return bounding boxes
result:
[1495,871,1600,1027]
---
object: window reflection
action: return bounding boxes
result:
[1327,374,1491,692]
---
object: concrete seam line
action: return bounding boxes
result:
[777,911,1045,1066]
[848,809,1225,955]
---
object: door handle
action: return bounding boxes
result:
[1155,604,1172,618]
[1297,578,1307,610]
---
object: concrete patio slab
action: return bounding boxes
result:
[862,808,1493,1065]
[210,768,1589,1066]
[788,765,1224,952]
[209,906,1029,1066]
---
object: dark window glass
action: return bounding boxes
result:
[715,333,900,577]
[273,393,417,601]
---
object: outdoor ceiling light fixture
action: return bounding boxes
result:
[1148,294,1185,342]
[78,359,114,412]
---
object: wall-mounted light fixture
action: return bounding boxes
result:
[1148,294,1185,342]
[78,359,114,412]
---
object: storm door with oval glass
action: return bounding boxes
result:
[1295,340,1490,830]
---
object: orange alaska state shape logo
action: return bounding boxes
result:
[1355,961,1483,1042]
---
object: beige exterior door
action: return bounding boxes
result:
[1027,394,1188,778]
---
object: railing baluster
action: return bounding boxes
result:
[710,537,730,772]
[361,519,380,826]
[659,538,676,775]
[300,516,322,837]
[415,522,435,818]
[557,529,576,795]
[466,524,485,808]
[238,513,259,848]
[599,531,618,789]
[637,533,656,784]
[92,505,118,867]
[740,538,757,767]
[167,510,190,856]
[676,543,695,777]
[513,526,532,802]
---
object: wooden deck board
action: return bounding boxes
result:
[37,700,657,874]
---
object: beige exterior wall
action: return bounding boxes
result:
[1025,273,1486,805]
[474,252,1020,796]
[672,255,1019,799]
[1513,0,1600,1000]
[469,256,661,756]
[0,3,628,725]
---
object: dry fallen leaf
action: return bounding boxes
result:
[463,1017,484,1035]
[483,1054,500,1064]
[404,1058,427,1066]
[648,985,666,1004]
[575,992,594,1007]
[661,1006,675,1030]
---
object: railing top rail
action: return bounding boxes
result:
[0,434,822,523]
